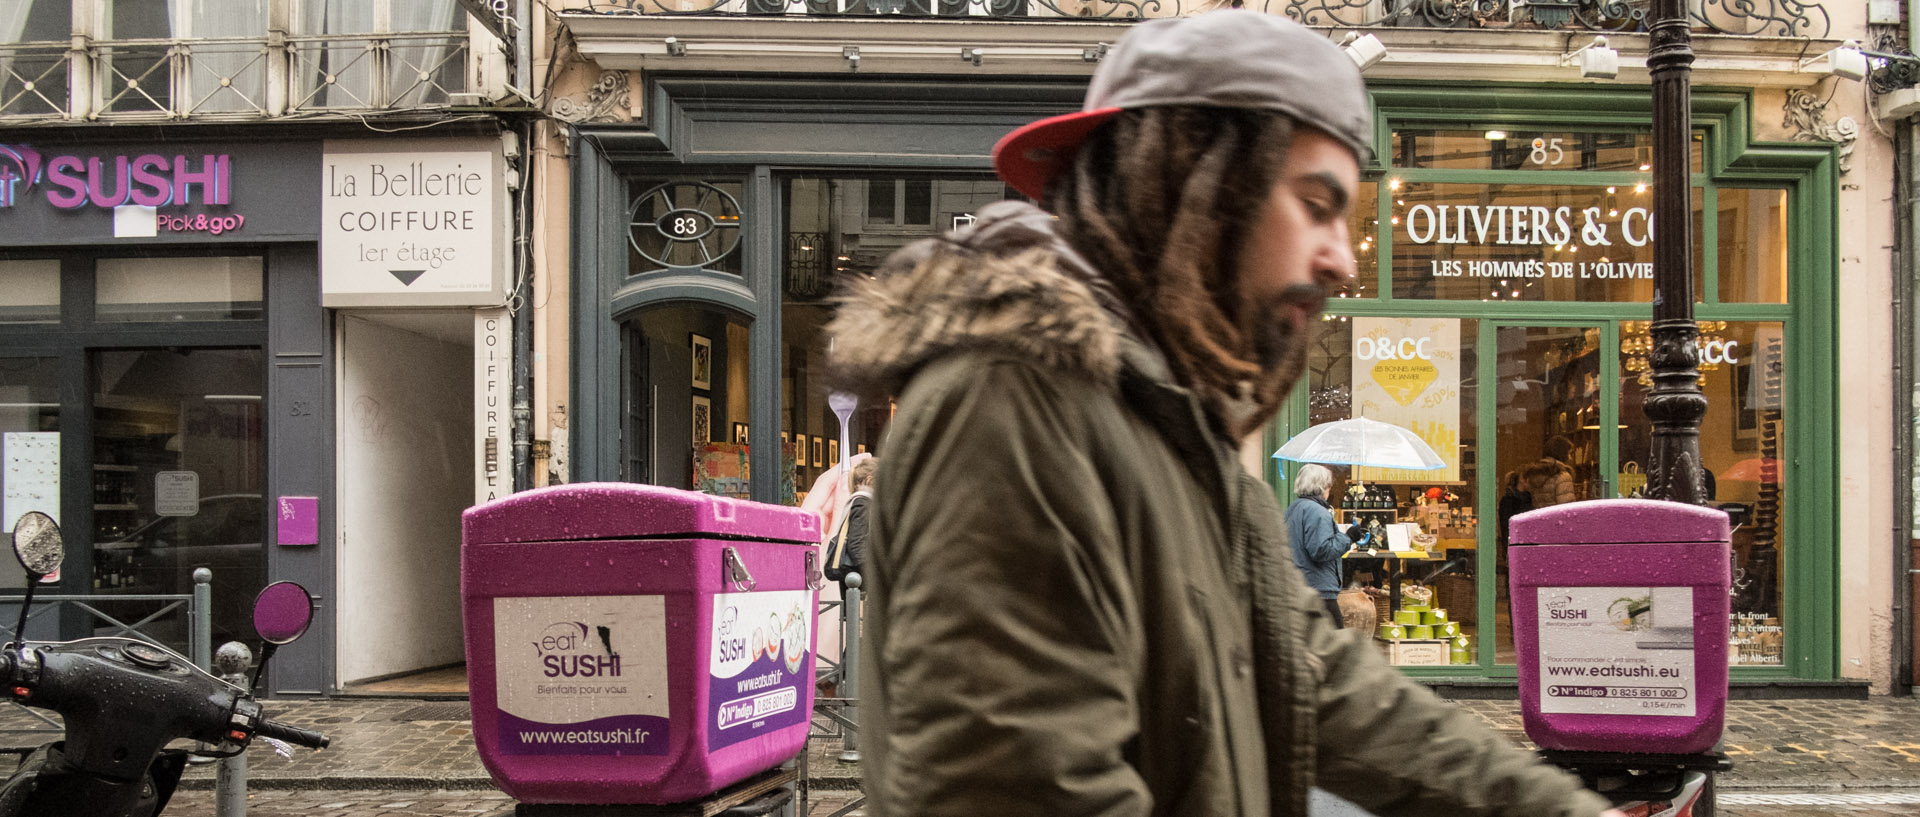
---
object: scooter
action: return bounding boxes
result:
[1540,749,1726,817]
[0,510,330,817]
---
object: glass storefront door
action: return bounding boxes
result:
[1490,323,1606,664]
[91,347,264,649]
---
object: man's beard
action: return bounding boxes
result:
[1228,282,1325,438]
[1248,282,1325,385]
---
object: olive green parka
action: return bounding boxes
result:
[826,201,1608,817]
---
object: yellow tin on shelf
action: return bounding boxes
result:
[1378,624,1407,640]
[1422,609,1449,625]
[1407,625,1434,639]
[1434,621,1461,638]
[1393,610,1422,626]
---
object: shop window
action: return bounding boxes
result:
[1300,316,1481,668]
[780,175,1017,506]
[1387,182,1707,303]
[96,256,263,322]
[1343,180,1377,300]
[294,0,466,108]
[1716,189,1789,304]
[0,259,59,323]
[1492,325,1605,664]
[0,1,70,117]
[91,347,265,651]
[864,179,935,228]
[1618,320,1786,666]
[627,179,745,276]
[1390,128,1701,174]
[619,305,751,499]
[0,356,60,590]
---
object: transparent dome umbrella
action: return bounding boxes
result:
[1272,417,1445,470]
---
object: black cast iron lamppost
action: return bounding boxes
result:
[1642,0,1709,505]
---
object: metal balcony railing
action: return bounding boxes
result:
[0,31,473,122]
[575,0,1830,37]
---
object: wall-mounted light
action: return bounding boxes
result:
[1798,40,1868,81]
[664,36,686,57]
[960,47,983,67]
[1484,130,1508,141]
[1561,35,1618,79]
[1082,44,1108,63]
[1339,32,1387,71]
[843,46,860,73]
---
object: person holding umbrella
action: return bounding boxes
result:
[1285,463,1361,628]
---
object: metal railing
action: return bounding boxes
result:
[0,570,211,736]
[0,31,473,122]
[575,0,1830,37]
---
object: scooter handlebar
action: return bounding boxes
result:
[256,718,329,750]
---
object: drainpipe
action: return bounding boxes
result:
[511,117,535,493]
[1899,114,1917,695]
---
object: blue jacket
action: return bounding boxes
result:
[1285,497,1347,599]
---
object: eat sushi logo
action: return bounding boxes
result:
[1544,595,1587,620]
[534,621,623,678]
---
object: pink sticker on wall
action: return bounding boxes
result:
[277,496,318,546]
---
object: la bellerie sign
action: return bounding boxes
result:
[321,138,508,307]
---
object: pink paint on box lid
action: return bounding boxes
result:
[1511,498,1728,545]
[463,482,820,545]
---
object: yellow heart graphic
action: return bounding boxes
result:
[1371,359,1438,406]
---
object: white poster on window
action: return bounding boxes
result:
[155,471,200,517]
[1350,317,1461,483]
[2,432,59,530]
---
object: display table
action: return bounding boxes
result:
[1344,548,1445,614]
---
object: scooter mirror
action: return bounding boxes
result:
[252,581,314,645]
[10,511,62,578]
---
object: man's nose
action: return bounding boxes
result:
[1315,229,1358,286]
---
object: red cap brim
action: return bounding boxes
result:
[991,107,1124,201]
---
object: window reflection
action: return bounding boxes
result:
[780,176,1018,506]
[1617,321,1786,666]
[91,347,264,651]
[1716,189,1789,303]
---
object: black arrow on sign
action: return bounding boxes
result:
[390,269,426,286]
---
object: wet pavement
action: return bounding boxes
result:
[4,695,1920,814]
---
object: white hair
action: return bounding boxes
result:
[1295,463,1334,498]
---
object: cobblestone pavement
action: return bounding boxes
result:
[4,695,1919,812]
[157,788,864,816]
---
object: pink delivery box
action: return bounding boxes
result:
[462,483,822,804]
[1509,498,1730,755]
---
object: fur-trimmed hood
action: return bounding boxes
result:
[826,201,1140,399]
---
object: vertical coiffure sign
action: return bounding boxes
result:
[321,138,508,306]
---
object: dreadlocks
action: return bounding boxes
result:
[1049,106,1302,440]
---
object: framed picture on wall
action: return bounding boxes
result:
[795,435,808,464]
[690,333,712,390]
[828,439,839,467]
[857,444,867,455]
[811,437,824,468]
[692,396,712,444]
[732,423,750,445]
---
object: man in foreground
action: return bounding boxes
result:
[828,11,1621,817]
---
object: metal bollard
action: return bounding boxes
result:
[214,641,253,817]
[839,574,861,762]
[192,568,213,672]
